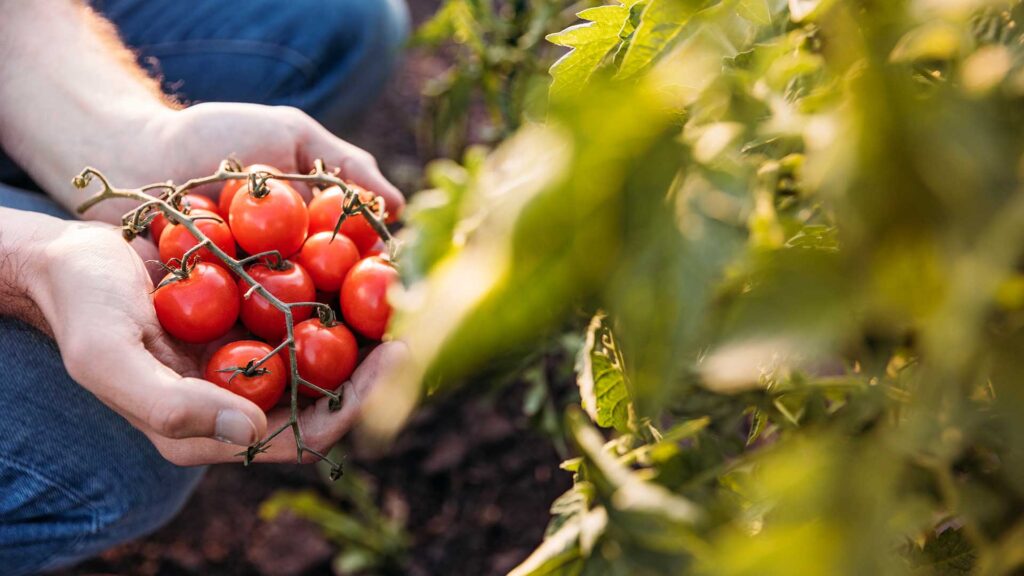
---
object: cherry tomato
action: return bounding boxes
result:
[307,185,383,254]
[154,263,240,343]
[340,256,398,340]
[289,318,358,398]
[229,179,308,257]
[238,261,316,341]
[219,164,282,217]
[151,194,218,241]
[205,340,287,411]
[295,231,360,293]
[159,209,237,268]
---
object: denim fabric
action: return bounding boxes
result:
[0,315,204,576]
[0,0,409,571]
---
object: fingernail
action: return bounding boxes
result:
[214,409,257,445]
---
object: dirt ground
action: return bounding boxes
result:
[64,386,570,576]
[57,2,573,575]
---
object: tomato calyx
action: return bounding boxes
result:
[249,254,293,273]
[330,191,386,243]
[246,172,278,199]
[152,256,199,289]
[216,359,272,383]
[314,304,339,328]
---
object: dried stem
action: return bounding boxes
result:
[74,159,396,476]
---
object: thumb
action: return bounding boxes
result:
[71,342,268,445]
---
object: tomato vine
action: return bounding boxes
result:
[73,158,398,479]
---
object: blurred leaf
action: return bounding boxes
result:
[737,0,772,26]
[579,313,634,432]
[907,529,976,576]
[890,22,965,63]
[414,0,486,52]
[787,0,834,22]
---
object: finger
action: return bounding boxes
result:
[70,341,268,446]
[301,125,406,219]
[299,340,410,449]
[142,387,355,466]
[143,341,409,465]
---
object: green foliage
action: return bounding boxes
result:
[390,0,1024,574]
[546,3,633,98]
[415,0,594,157]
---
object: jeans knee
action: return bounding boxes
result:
[373,0,412,56]
[85,461,205,557]
[301,0,409,129]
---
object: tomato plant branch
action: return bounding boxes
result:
[73,159,393,478]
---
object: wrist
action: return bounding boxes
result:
[0,208,66,333]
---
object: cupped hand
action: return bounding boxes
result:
[78,103,405,226]
[29,220,401,466]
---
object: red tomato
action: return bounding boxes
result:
[158,209,236,268]
[153,263,240,343]
[219,164,282,217]
[151,194,218,241]
[205,341,287,411]
[307,185,383,254]
[238,261,316,341]
[229,179,308,257]
[295,231,360,293]
[288,319,358,398]
[340,257,398,340]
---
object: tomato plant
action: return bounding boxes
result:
[229,178,308,257]
[150,194,217,241]
[238,261,315,341]
[307,184,381,254]
[158,209,236,267]
[340,256,397,340]
[289,318,358,398]
[378,1,1024,574]
[205,340,287,411]
[295,231,361,293]
[153,262,239,344]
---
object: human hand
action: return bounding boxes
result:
[76,103,405,226]
[28,218,403,465]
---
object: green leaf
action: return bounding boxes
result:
[546,4,632,100]
[615,0,706,80]
[507,511,599,576]
[578,313,634,432]
[907,529,976,576]
[569,411,702,533]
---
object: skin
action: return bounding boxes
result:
[0,1,407,464]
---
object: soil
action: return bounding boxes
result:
[64,386,570,576]
[57,2,573,575]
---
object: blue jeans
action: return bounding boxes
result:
[0,1,409,573]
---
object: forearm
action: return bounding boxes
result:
[0,207,63,333]
[0,0,176,218]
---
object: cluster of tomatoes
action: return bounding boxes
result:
[150,165,398,412]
